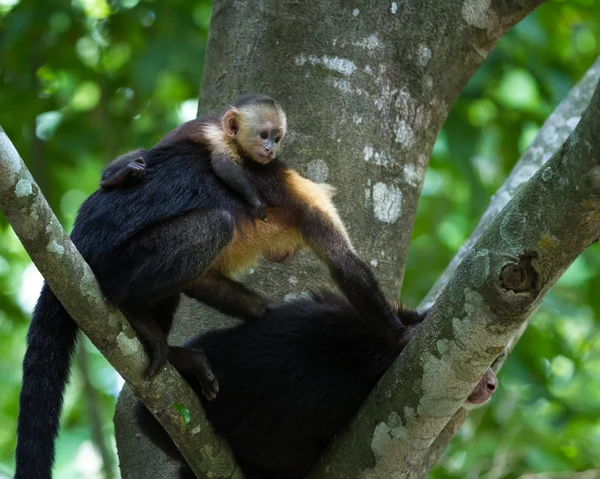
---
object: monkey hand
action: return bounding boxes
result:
[250,199,269,222]
[243,297,277,321]
[127,159,147,178]
[395,319,424,349]
[100,159,146,189]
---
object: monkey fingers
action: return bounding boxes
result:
[100,160,146,189]
[107,210,236,303]
[168,347,219,401]
[127,159,146,177]
[397,328,416,349]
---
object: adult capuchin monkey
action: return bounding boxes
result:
[15,95,402,479]
[136,291,499,479]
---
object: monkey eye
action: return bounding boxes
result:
[260,131,268,139]
[274,136,282,144]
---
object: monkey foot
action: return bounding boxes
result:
[144,343,169,379]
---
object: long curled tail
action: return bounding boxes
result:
[15,283,79,479]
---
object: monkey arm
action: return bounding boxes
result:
[298,209,401,330]
[182,274,274,322]
[210,154,267,220]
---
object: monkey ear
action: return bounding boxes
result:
[222,109,239,137]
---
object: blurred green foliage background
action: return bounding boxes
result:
[0,0,599,478]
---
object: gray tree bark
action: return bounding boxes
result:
[311,77,600,478]
[415,56,600,477]
[0,129,236,479]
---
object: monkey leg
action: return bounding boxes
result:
[109,210,235,378]
[168,346,219,401]
[109,209,236,303]
[183,274,275,322]
[123,295,179,379]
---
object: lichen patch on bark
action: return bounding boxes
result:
[372,182,402,223]
[117,331,142,357]
[462,0,491,29]
[15,179,33,197]
[46,239,65,256]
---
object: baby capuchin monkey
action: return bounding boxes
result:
[136,292,499,479]
[100,95,287,221]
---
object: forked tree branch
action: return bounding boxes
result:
[0,129,237,479]
[415,56,600,477]
[311,78,600,478]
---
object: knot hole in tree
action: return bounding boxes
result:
[500,252,539,294]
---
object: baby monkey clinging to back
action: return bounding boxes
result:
[100,94,287,221]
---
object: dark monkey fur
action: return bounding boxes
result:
[15,95,401,478]
[136,291,499,479]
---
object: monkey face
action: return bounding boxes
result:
[243,120,285,164]
[463,368,498,409]
[232,103,286,164]
[242,125,283,164]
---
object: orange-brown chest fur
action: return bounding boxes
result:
[210,169,349,278]
[210,207,304,277]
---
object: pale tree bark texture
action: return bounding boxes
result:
[107,0,600,478]
[311,73,600,479]
[416,57,600,476]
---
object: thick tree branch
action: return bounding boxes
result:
[311,79,600,478]
[422,56,600,311]
[0,128,236,479]
[415,56,600,477]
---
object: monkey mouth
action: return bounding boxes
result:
[256,154,273,163]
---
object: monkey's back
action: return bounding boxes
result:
[193,292,399,477]
[70,141,250,272]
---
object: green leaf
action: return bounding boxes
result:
[172,403,191,431]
